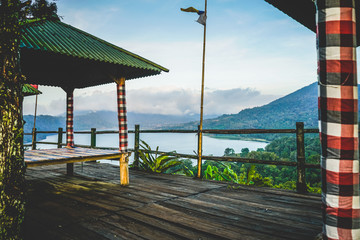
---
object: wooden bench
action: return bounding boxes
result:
[25,147,129,185]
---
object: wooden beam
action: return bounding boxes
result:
[26,153,124,168]
[120,153,130,186]
[114,77,125,86]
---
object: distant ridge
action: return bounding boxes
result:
[23,111,213,133]
[26,82,360,142]
[23,111,214,142]
[170,82,320,130]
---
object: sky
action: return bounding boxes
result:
[23,0,321,116]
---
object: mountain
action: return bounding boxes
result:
[170,82,319,131]
[23,83,320,142]
[23,111,215,142]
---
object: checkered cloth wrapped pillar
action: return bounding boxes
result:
[316,0,360,239]
[66,90,74,148]
[117,79,128,152]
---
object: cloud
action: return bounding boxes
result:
[116,34,317,97]
[25,87,279,116]
[204,88,278,115]
[22,1,315,117]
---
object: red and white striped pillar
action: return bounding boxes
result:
[117,78,128,153]
[66,89,74,148]
[316,0,360,239]
[116,78,129,185]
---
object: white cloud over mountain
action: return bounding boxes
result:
[23,87,279,116]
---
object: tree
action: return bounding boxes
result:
[223,147,235,156]
[240,147,249,157]
[0,1,59,238]
[29,0,60,20]
[0,1,30,239]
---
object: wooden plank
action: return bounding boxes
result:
[77,218,146,240]
[25,207,73,233]
[41,175,172,205]
[28,173,128,209]
[156,199,318,239]
[27,206,109,240]
[28,187,111,221]
[212,182,320,200]
[162,195,321,236]
[24,219,75,240]
[26,153,122,167]
[70,179,178,203]
[197,192,321,221]
[25,148,122,167]
[29,177,143,211]
[100,213,191,240]
[57,223,112,240]
[25,163,322,240]
[133,203,276,240]
[115,209,221,240]
[213,187,320,209]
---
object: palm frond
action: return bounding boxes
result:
[137,140,182,174]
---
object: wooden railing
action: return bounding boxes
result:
[24,122,320,193]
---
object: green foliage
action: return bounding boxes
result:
[0,1,29,238]
[135,140,182,174]
[307,183,321,194]
[203,163,240,183]
[223,148,235,156]
[129,135,321,194]
[29,0,60,20]
[240,148,249,157]
[265,136,320,162]
[169,136,321,194]
[202,161,273,188]
[181,165,194,177]
[273,181,297,190]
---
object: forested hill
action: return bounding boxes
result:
[23,111,203,142]
[23,111,204,134]
[171,82,320,130]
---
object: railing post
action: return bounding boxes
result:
[134,124,140,168]
[57,127,63,148]
[197,125,202,178]
[296,122,307,193]
[86,128,98,163]
[91,128,96,148]
[31,127,37,150]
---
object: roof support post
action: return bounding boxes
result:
[116,77,128,153]
[64,88,75,176]
[116,78,129,186]
[65,88,75,148]
[316,1,359,239]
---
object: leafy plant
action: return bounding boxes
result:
[202,162,276,189]
[136,140,183,174]
[203,165,222,181]
[182,165,195,177]
[203,162,240,184]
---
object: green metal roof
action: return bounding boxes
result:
[19,20,168,88]
[21,20,168,73]
[22,84,42,96]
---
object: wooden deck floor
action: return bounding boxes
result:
[25,163,322,240]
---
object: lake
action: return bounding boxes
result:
[36,132,268,165]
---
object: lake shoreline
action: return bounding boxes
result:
[35,132,268,157]
[205,133,270,143]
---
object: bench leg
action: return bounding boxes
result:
[120,154,129,186]
[67,163,74,175]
